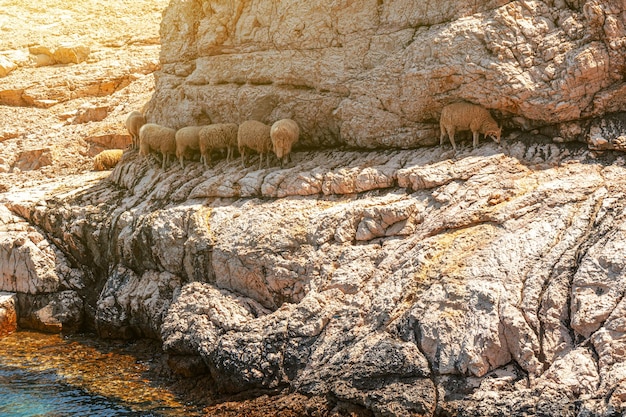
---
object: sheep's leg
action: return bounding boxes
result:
[440,125,446,146]
[448,129,457,151]
[472,131,479,148]
[258,153,263,170]
[241,149,247,168]
[179,154,185,169]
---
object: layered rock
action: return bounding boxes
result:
[147,0,625,149]
[0,183,88,332]
[4,138,626,415]
[0,293,17,337]
[1,0,626,415]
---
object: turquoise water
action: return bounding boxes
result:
[0,364,158,417]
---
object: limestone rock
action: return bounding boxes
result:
[0,56,17,77]
[71,103,109,124]
[0,204,85,334]
[86,134,132,156]
[13,148,54,171]
[17,290,83,333]
[29,43,91,65]
[0,292,17,337]
[0,205,79,294]
[587,112,626,151]
[53,43,90,64]
[8,138,626,414]
[96,267,181,339]
[147,0,626,149]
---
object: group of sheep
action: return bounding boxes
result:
[125,111,300,171]
[99,101,498,172]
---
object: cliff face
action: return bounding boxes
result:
[5,141,626,415]
[147,0,625,149]
[1,0,626,416]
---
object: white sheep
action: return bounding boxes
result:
[175,126,204,169]
[237,120,273,169]
[139,123,177,170]
[198,123,239,167]
[125,111,146,150]
[439,102,501,151]
[93,149,124,171]
[270,118,299,167]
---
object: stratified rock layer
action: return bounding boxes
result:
[4,139,626,415]
[147,0,625,148]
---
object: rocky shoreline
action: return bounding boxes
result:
[1,0,626,416]
[2,138,626,415]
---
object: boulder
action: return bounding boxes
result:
[53,43,91,64]
[0,56,17,77]
[13,148,54,171]
[17,291,83,333]
[0,292,17,337]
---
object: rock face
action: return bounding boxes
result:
[2,0,626,415]
[147,0,625,149]
[0,293,17,337]
[0,197,86,333]
[3,140,626,415]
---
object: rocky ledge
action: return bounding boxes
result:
[2,138,626,416]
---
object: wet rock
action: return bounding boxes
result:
[0,292,17,337]
[17,290,83,333]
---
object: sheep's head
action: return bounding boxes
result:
[272,137,294,159]
[485,126,501,144]
[481,119,502,143]
[139,141,149,156]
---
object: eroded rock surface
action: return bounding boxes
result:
[2,0,626,415]
[147,0,625,149]
[4,139,626,415]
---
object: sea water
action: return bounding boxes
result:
[0,331,201,417]
[0,364,152,417]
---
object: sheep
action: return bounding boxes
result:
[237,120,273,169]
[270,119,299,167]
[93,149,124,171]
[198,123,239,167]
[139,123,177,170]
[439,102,501,151]
[125,111,146,150]
[175,126,204,169]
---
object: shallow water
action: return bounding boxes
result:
[0,331,203,417]
[0,364,148,416]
